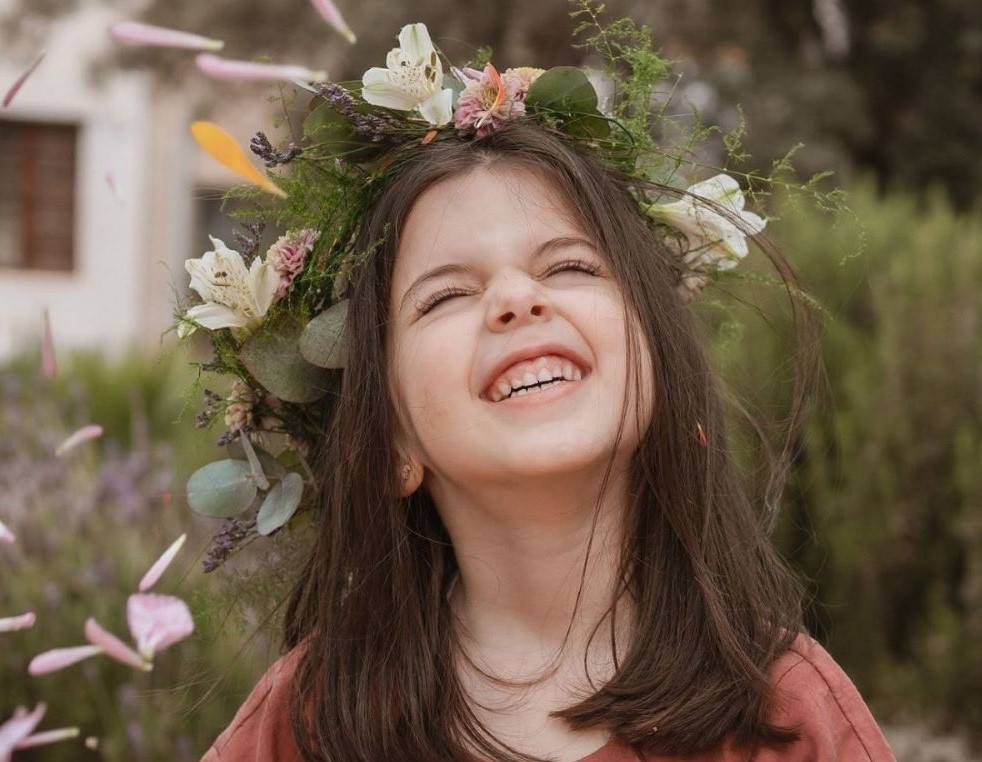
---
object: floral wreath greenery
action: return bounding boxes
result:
[174,0,836,571]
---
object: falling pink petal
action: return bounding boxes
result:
[0,517,13,544]
[28,645,103,676]
[16,727,80,750]
[0,612,36,633]
[195,53,327,84]
[84,618,149,671]
[104,171,125,205]
[0,704,45,760]
[310,0,357,44]
[54,425,103,457]
[109,21,224,52]
[138,533,186,592]
[40,308,56,380]
[2,50,45,109]
[127,593,194,661]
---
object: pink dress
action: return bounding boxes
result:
[200,635,896,761]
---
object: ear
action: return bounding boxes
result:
[398,456,424,497]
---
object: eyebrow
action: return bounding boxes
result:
[398,236,595,312]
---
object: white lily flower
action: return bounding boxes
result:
[179,237,280,338]
[362,23,453,126]
[648,174,766,271]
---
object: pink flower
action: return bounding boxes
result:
[109,21,224,52]
[84,617,149,671]
[138,533,186,592]
[454,64,526,138]
[196,54,326,84]
[265,229,319,299]
[2,51,44,109]
[0,612,36,633]
[310,0,357,44]
[1,705,45,762]
[40,308,56,380]
[54,424,103,456]
[0,517,14,544]
[127,594,194,660]
[0,705,79,761]
[28,645,104,676]
[29,594,193,675]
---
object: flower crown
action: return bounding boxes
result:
[168,9,770,570]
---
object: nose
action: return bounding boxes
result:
[484,272,553,331]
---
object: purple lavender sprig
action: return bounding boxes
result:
[231,221,267,263]
[250,131,303,167]
[202,518,257,573]
[315,82,403,142]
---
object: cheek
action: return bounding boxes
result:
[389,321,472,447]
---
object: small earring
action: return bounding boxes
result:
[400,463,413,482]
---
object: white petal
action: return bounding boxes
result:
[397,23,435,63]
[362,68,421,110]
[248,257,281,316]
[184,302,249,331]
[688,174,743,208]
[419,87,454,126]
[738,210,767,235]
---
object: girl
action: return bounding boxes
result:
[198,122,896,761]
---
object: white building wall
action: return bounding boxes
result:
[0,4,194,358]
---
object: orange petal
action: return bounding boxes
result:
[190,121,286,198]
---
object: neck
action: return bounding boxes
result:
[428,467,632,669]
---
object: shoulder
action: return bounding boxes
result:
[199,648,304,762]
[754,633,896,761]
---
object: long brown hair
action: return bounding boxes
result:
[285,123,815,760]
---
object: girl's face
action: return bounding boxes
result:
[388,165,653,489]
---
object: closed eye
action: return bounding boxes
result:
[543,258,603,277]
[415,285,471,315]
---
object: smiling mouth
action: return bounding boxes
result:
[482,354,586,403]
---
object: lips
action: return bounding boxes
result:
[480,344,590,402]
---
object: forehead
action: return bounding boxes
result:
[393,165,583,278]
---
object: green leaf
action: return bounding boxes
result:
[186,459,258,518]
[227,443,288,480]
[525,67,610,139]
[526,67,598,113]
[256,472,304,536]
[299,300,348,369]
[239,316,332,403]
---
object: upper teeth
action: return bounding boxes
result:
[485,354,584,403]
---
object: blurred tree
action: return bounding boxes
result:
[3,0,978,203]
[638,0,982,207]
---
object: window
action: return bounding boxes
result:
[0,119,77,272]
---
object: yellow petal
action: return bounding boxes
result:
[190,121,287,198]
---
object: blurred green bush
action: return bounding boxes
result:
[718,180,981,742]
[0,351,273,761]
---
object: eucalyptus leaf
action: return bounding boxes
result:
[526,67,610,139]
[186,459,258,518]
[223,444,288,480]
[299,300,348,369]
[526,67,599,115]
[256,472,305,536]
[239,316,332,403]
